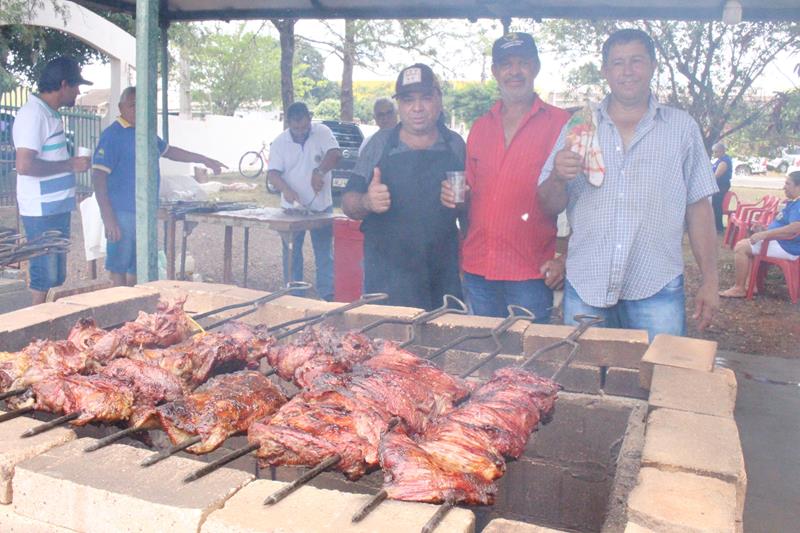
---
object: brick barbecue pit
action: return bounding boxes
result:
[0,281,745,533]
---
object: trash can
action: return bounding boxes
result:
[333,217,363,302]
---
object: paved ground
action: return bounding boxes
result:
[717,350,800,532]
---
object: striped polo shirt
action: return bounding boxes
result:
[12,94,76,217]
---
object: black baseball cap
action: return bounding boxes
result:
[492,32,539,64]
[394,63,441,98]
[39,56,93,88]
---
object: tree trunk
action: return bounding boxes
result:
[271,18,297,127]
[178,45,192,119]
[340,19,355,122]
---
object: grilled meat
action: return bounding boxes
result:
[248,343,471,479]
[30,374,135,426]
[377,367,560,504]
[129,322,275,388]
[88,300,194,364]
[156,371,286,454]
[266,326,375,388]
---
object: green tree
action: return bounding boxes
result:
[313,98,340,120]
[539,19,800,152]
[443,81,498,127]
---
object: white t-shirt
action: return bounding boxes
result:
[268,123,339,212]
[12,95,76,217]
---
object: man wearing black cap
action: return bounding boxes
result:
[343,63,466,310]
[441,33,569,322]
[267,101,341,300]
[13,56,92,304]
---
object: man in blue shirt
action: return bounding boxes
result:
[720,171,800,298]
[711,142,733,233]
[92,86,225,286]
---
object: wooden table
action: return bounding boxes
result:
[184,207,335,286]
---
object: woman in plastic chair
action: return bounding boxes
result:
[719,171,800,298]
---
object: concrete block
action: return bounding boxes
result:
[627,468,736,533]
[340,304,422,342]
[137,280,240,314]
[201,479,475,533]
[641,408,746,520]
[649,366,737,418]
[0,281,31,314]
[419,314,528,353]
[483,518,567,532]
[523,324,649,369]
[58,285,160,328]
[0,278,26,296]
[0,302,87,351]
[13,438,253,533]
[0,505,73,532]
[639,334,717,389]
[0,413,76,504]
[604,367,648,399]
[624,522,657,533]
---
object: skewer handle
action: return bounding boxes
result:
[421,498,455,533]
[263,454,340,505]
[0,405,34,423]
[85,426,143,452]
[0,388,27,401]
[184,443,259,483]
[352,489,388,523]
[141,435,202,467]
[21,412,80,438]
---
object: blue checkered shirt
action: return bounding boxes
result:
[538,94,717,307]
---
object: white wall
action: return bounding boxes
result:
[158,114,285,176]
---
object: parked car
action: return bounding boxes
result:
[767,147,800,174]
[731,156,768,176]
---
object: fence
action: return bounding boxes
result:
[0,87,102,207]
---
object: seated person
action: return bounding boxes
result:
[719,171,800,298]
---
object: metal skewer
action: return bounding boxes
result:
[421,497,456,533]
[21,412,80,438]
[263,454,341,505]
[352,489,388,522]
[84,426,145,452]
[357,295,468,348]
[183,442,260,482]
[520,314,604,379]
[269,293,389,339]
[141,435,202,466]
[0,406,34,422]
[0,388,27,401]
[202,282,312,330]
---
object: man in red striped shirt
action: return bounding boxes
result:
[442,33,569,322]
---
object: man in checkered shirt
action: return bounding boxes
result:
[538,29,719,340]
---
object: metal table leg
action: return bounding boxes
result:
[223,225,233,284]
[243,227,249,287]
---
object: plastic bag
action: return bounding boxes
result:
[79,194,107,261]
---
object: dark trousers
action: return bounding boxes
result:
[712,185,730,233]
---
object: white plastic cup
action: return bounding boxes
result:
[446,171,466,204]
[77,146,92,158]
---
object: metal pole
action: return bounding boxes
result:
[136,0,160,282]
[160,22,170,144]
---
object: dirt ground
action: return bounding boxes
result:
[2,173,797,358]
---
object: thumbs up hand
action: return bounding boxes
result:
[363,167,391,213]
[553,136,582,182]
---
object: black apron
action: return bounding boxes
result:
[361,126,463,310]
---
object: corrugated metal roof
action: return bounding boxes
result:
[73,0,800,22]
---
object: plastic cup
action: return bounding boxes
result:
[446,171,466,204]
[77,146,92,158]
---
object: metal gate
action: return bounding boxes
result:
[0,87,101,207]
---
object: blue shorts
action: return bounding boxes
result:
[105,210,137,275]
[20,212,71,292]
[563,275,686,341]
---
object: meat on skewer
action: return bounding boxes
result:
[248,342,472,479]
[30,374,135,426]
[154,371,287,454]
[378,367,560,505]
[266,326,375,388]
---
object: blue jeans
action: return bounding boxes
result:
[21,212,71,292]
[105,210,137,275]
[463,272,553,323]
[281,209,333,300]
[563,275,686,341]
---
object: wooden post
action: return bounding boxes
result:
[135,0,160,282]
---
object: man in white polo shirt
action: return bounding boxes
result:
[267,102,341,300]
[13,56,92,304]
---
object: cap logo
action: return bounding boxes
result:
[402,67,422,86]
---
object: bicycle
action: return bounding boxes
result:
[238,141,268,179]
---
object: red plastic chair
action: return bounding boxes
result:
[746,233,800,304]
[724,196,780,248]
[722,191,739,224]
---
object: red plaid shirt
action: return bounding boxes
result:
[462,98,569,281]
